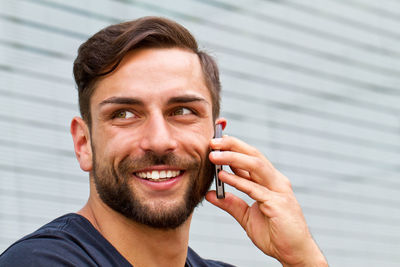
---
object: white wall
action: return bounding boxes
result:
[1,0,400,266]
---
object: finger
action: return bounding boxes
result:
[210,150,274,187]
[229,166,250,179]
[205,191,249,230]
[210,136,290,192]
[210,150,291,193]
[211,135,262,158]
[218,170,272,203]
[210,151,265,177]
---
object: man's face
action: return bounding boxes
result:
[88,48,215,229]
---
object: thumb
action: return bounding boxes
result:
[205,191,249,229]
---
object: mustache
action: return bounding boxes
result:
[118,151,199,174]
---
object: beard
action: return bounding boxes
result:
[91,148,214,230]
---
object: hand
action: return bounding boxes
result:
[207,135,328,267]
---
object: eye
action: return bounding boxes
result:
[113,110,135,119]
[171,107,194,116]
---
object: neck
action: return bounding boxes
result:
[78,192,192,267]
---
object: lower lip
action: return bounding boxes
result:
[135,173,184,191]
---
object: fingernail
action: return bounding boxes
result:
[211,138,222,145]
[211,151,222,158]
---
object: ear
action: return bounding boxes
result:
[70,117,93,172]
[215,117,227,130]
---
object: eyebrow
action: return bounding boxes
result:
[167,95,209,105]
[99,95,209,107]
[99,97,144,107]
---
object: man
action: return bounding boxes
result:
[0,17,328,266]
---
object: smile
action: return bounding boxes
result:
[135,170,182,181]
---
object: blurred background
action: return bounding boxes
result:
[1,0,400,266]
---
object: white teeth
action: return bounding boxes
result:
[160,170,166,178]
[136,170,181,180]
[151,170,160,179]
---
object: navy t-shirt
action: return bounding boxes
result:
[0,213,235,267]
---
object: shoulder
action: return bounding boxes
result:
[187,247,236,267]
[0,213,130,267]
[0,214,94,266]
[0,236,91,266]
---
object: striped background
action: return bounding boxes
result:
[1,0,400,266]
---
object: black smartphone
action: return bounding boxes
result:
[214,124,225,199]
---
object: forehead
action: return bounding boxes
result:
[91,48,211,106]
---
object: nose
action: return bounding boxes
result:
[139,113,178,155]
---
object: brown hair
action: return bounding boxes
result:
[73,16,221,125]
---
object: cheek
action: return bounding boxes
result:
[92,127,137,161]
[177,125,213,159]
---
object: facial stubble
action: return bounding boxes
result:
[91,147,214,230]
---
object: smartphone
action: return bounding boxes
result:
[214,124,225,199]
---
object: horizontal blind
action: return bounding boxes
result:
[1,0,399,266]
